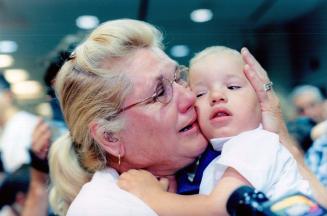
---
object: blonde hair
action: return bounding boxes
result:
[190,46,242,67]
[49,19,163,215]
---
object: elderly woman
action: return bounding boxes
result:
[49,19,326,215]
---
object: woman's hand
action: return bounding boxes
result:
[241,48,299,159]
[241,47,285,135]
[118,169,168,202]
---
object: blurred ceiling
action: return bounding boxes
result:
[0,0,324,86]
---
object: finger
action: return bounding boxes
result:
[32,130,51,151]
[158,178,169,191]
[139,169,153,177]
[33,121,51,141]
[38,122,51,134]
[117,179,129,190]
[128,169,141,175]
[243,64,268,103]
[120,170,133,178]
[118,174,131,185]
[39,148,49,159]
[35,118,45,128]
[241,47,268,81]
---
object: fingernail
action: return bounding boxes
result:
[241,47,248,54]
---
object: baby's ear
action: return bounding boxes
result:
[88,121,124,157]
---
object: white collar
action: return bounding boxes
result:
[210,136,232,151]
[209,124,262,151]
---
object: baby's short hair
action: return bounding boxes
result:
[190,46,241,67]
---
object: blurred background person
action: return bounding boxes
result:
[0,73,39,214]
[305,133,327,188]
[21,35,79,216]
[0,73,39,174]
[286,85,327,188]
[287,85,326,153]
[290,85,325,124]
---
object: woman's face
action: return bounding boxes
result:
[118,47,207,176]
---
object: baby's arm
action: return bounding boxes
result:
[118,168,250,216]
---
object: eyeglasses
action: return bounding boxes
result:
[118,65,189,114]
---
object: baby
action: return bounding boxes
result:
[118,46,311,215]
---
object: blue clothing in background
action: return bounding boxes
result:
[305,136,327,187]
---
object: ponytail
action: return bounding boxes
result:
[49,133,91,215]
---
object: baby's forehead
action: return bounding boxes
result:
[196,51,244,66]
[190,52,244,74]
[210,51,243,61]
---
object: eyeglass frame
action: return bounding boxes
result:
[117,65,189,114]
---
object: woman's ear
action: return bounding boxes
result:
[89,121,124,157]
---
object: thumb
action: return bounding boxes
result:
[158,177,169,191]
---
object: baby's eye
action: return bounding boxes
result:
[227,85,241,90]
[196,92,206,98]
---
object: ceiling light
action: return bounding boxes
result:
[190,9,213,23]
[11,80,43,99]
[170,45,190,58]
[0,41,18,53]
[4,69,29,84]
[35,102,52,118]
[0,55,14,68]
[76,15,99,30]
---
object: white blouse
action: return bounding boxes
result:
[67,168,158,216]
[199,127,312,201]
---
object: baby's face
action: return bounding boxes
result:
[189,53,261,139]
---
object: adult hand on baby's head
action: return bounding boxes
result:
[241,47,284,135]
[241,48,305,163]
[118,169,168,200]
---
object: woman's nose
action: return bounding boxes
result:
[175,83,196,113]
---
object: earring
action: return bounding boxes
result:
[118,154,121,166]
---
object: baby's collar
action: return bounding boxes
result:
[209,124,263,151]
[209,136,232,151]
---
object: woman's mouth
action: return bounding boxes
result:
[179,122,194,132]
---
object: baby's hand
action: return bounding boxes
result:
[118,169,168,202]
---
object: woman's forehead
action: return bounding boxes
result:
[126,48,176,79]
[122,48,176,96]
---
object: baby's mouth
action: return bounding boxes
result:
[211,109,231,119]
[215,111,230,117]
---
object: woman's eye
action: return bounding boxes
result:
[153,84,165,102]
[175,74,184,84]
[228,85,241,90]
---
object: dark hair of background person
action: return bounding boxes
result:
[287,116,316,153]
[0,164,30,209]
[43,42,77,122]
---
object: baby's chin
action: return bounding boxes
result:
[207,129,243,139]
